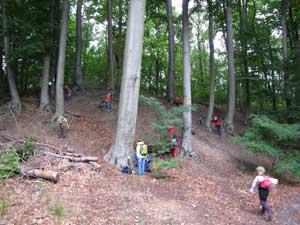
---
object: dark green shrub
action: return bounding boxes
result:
[16,139,35,161]
[139,95,184,155]
[232,115,300,181]
[0,145,20,178]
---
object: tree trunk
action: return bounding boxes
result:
[206,0,216,131]
[239,0,250,115]
[104,0,146,168]
[225,0,235,131]
[2,0,22,113]
[40,0,54,112]
[75,0,83,87]
[116,0,123,90]
[55,0,70,117]
[181,0,192,155]
[39,51,51,112]
[166,0,175,102]
[107,0,114,91]
[281,0,291,109]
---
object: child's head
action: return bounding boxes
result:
[256,166,265,175]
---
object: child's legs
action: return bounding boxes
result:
[259,188,271,214]
[216,126,221,135]
[141,158,145,175]
[138,158,142,175]
[260,200,272,214]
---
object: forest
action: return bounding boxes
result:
[0,0,300,224]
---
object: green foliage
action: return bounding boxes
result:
[139,95,183,155]
[16,139,35,161]
[232,115,300,180]
[0,199,10,218]
[47,202,66,221]
[0,145,20,179]
[153,158,181,169]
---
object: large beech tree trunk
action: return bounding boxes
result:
[55,0,70,117]
[206,0,216,131]
[104,0,146,168]
[107,0,114,91]
[166,0,175,103]
[181,0,192,155]
[225,0,236,131]
[2,0,22,113]
[75,0,83,87]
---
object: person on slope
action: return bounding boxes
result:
[250,166,278,221]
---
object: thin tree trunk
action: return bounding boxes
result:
[104,0,146,168]
[2,0,22,113]
[181,0,192,155]
[55,0,70,117]
[239,0,250,115]
[206,0,216,131]
[107,0,114,90]
[281,0,291,109]
[196,12,204,85]
[166,0,175,102]
[155,59,160,94]
[75,0,83,87]
[116,0,123,90]
[40,51,51,112]
[40,0,55,112]
[225,0,235,131]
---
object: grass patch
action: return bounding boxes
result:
[0,199,10,218]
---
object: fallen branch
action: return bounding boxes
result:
[0,134,62,152]
[89,161,101,171]
[43,151,98,162]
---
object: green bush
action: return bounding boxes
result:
[139,95,184,155]
[0,145,20,178]
[0,199,10,218]
[16,139,35,161]
[232,115,300,181]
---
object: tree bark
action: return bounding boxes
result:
[181,0,192,155]
[107,0,114,91]
[75,0,83,87]
[55,0,70,117]
[116,0,123,90]
[2,0,22,113]
[104,0,146,168]
[281,0,291,109]
[40,0,54,112]
[239,0,250,115]
[206,0,216,131]
[40,51,51,112]
[225,0,236,131]
[166,0,175,102]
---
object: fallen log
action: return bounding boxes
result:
[43,151,98,162]
[20,168,59,183]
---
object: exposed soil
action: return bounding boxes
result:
[0,91,299,225]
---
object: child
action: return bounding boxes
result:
[250,166,278,221]
[56,115,69,138]
[212,116,222,135]
[135,139,148,176]
[105,92,112,110]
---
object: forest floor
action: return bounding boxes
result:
[0,90,300,225]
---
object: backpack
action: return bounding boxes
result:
[139,144,148,156]
[260,176,271,189]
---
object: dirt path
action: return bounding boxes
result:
[1,93,299,225]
